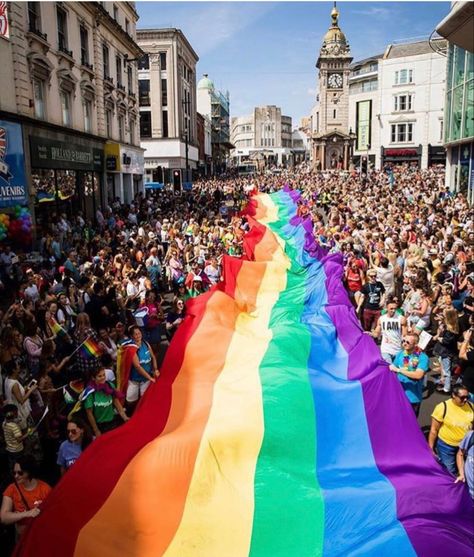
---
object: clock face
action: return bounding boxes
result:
[328,73,343,88]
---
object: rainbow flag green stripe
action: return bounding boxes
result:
[250,194,324,556]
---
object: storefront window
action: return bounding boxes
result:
[467,52,474,82]
[464,79,474,139]
[451,85,463,141]
[454,47,466,87]
[447,44,455,90]
[57,170,76,201]
[32,169,56,203]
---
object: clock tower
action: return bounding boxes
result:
[312,3,355,170]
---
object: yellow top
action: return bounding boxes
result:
[432,399,474,447]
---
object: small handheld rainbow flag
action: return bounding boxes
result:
[48,317,68,340]
[79,337,102,360]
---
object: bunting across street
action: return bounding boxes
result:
[15,190,474,557]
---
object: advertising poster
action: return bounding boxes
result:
[356,100,372,152]
[0,120,28,208]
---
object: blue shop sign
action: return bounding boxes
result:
[0,120,27,208]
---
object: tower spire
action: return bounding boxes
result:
[331,2,339,26]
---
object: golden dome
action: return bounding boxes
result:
[323,5,347,45]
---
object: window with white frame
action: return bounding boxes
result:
[83,100,92,133]
[394,94,413,112]
[33,79,45,119]
[390,122,413,143]
[60,90,71,126]
[395,69,413,85]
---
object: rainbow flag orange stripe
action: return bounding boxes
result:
[15,192,473,557]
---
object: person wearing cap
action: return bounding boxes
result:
[357,269,386,332]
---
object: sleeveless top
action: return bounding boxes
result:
[380,314,403,355]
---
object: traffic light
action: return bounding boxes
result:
[172,169,181,193]
[361,157,368,175]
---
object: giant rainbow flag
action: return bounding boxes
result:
[16,190,473,556]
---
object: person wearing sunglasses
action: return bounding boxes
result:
[429,384,474,476]
[0,456,51,538]
[57,417,93,476]
[389,332,429,417]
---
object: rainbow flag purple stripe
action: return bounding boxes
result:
[277,187,473,556]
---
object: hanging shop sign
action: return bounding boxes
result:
[0,120,28,208]
[120,146,144,175]
[356,100,371,152]
[105,142,121,172]
[30,136,103,171]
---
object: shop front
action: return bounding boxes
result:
[28,131,103,232]
[380,145,422,168]
[447,142,474,200]
[120,145,145,203]
[428,144,446,167]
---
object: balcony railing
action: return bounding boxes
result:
[117,83,126,92]
[58,44,73,58]
[28,24,48,42]
[128,90,136,99]
[104,75,114,86]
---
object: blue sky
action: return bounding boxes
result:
[136,1,450,125]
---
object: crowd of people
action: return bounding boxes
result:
[0,163,473,549]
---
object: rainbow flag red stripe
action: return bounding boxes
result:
[79,338,102,360]
[15,192,473,557]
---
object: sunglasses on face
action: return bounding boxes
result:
[67,428,79,434]
[401,340,411,344]
[13,470,24,476]
[455,395,469,402]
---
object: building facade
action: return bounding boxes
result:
[436,2,474,200]
[137,28,199,188]
[230,106,293,167]
[311,5,355,170]
[377,39,447,169]
[197,74,232,175]
[346,39,447,170]
[348,54,383,167]
[0,1,144,229]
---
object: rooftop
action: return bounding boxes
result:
[384,38,447,59]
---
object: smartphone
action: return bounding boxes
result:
[28,379,37,389]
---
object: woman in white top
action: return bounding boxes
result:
[3,360,36,429]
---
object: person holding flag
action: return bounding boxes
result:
[124,325,159,412]
[73,313,101,378]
